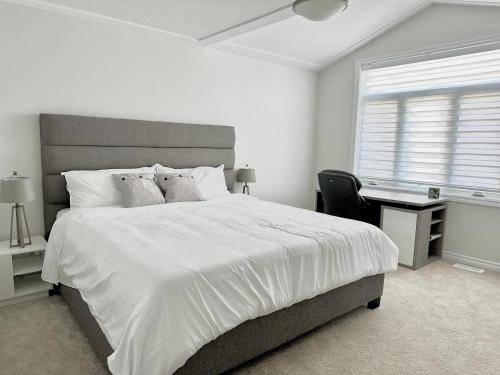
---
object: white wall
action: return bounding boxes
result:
[315,3,500,264]
[0,1,317,240]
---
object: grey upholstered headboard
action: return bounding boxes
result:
[40,113,235,237]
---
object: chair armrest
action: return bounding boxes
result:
[360,195,368,208]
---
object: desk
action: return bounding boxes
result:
[359,188,448,207]
[315,188,448,270]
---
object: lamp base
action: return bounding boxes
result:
[242,183,250,195]
[10,204,32,248]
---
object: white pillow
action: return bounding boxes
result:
[153,164,229,200]
[62,167,155,209]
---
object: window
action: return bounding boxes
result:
[354,45,500,203]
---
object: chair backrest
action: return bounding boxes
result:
[318,170,363,220]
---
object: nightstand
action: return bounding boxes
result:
[0,235,52,307]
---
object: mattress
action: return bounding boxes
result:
[42,194,398,375]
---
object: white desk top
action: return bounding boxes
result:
[359,188,447,207]
[316,188,447,207]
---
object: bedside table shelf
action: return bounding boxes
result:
[13,253,44,276]
[0,235,52,307]
[14,274,52,297]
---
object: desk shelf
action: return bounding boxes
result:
[429,233,442,241]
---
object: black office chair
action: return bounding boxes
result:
[318,170,367,221]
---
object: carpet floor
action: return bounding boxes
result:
[1,260,499,375]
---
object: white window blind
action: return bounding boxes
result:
[355,47,500,201]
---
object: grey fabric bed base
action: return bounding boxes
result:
[60,274,384,375]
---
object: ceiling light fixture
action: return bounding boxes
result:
[292,0,348,22]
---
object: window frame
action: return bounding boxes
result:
[351,34,500,207]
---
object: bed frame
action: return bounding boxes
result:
[40,113,385,374]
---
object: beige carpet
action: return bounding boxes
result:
[1,260,499,375]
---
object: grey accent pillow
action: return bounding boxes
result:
[113,173,165,208]
[156,173,204,203]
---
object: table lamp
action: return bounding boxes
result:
[236,165,256,195]
[0,171,35,248]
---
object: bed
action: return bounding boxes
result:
[39,113,398,375]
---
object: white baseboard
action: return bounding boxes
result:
[442,251,500,273]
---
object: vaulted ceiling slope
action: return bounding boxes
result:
[9,0,500,70]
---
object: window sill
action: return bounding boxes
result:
[443,196,500,209]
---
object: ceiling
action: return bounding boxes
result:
[12,0,500,70]
[32,0,295,39]
[215,0,428,69]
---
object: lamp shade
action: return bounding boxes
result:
[236,168,256,184]
[0,176,36,203]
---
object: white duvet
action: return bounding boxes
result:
[42,194,398,375]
